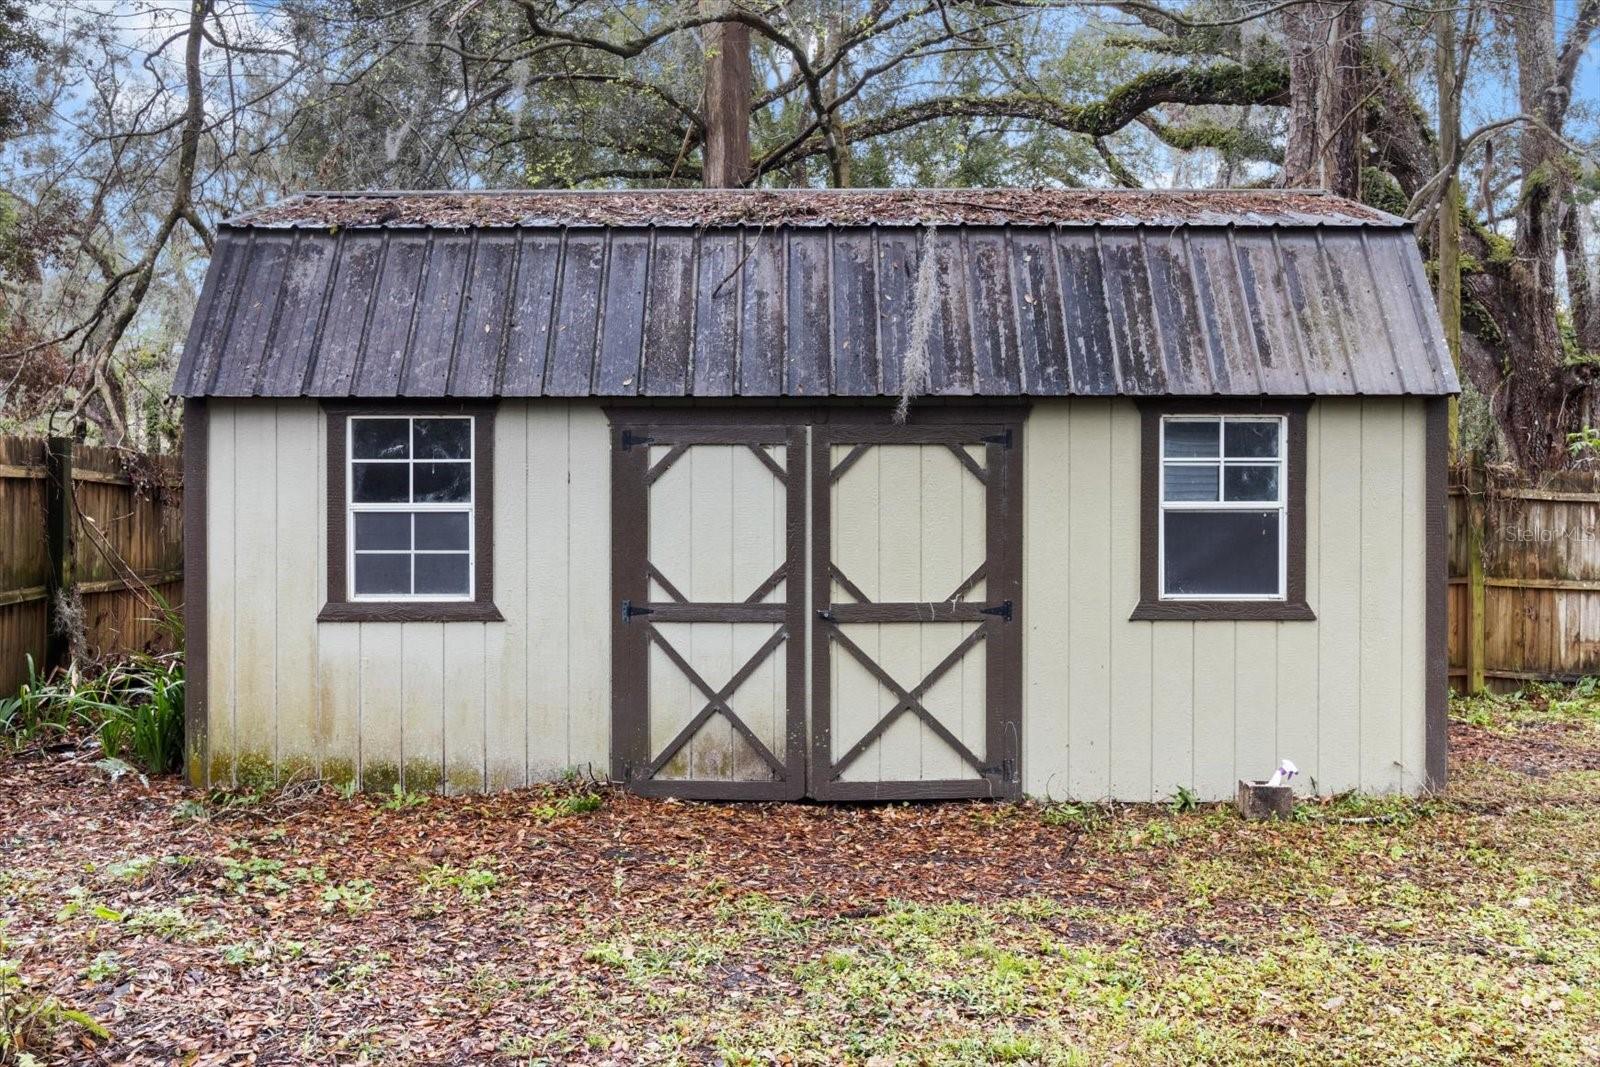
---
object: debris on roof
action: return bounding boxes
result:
[226,187,1402,231]
[175,213,1456,401]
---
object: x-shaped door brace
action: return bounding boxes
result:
[826,625,989,780]
[822,436,997,781]
[639,625,790,780]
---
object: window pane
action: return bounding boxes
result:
[415,553,470,595]
[1163,463,1219,501]
[414,418,471,460]
[354,512,410,550]
[351,419,409,460]
[1224,420,1279,458]
[1163,511,1280,596]
[354,553,411,595]
[415,512,469,551]
[1223,465,1279,502]
[351,462,409,503]
[1163,420,1219,458]
[414,462,471,502]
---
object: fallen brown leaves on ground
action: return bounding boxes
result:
[3,695,1599,1065]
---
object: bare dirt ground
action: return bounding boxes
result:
[3,691,1599,1065]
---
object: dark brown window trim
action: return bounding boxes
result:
[319,400,502,623]
[1131,398,1314,622]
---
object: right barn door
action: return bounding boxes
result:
[810,419,1023,800]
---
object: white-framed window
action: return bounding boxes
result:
[347,415,474,601]
[1159,414,1286,600]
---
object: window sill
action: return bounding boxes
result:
[318,601,504,623]
[1129,599,1316,622]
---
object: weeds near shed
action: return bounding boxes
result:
[419,864,499,904]
[0,610,184,776]
[531,791,603,820]
[1,929,109,1063]
[379,784,428,811]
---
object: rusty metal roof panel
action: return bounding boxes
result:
[174,202,1459,400]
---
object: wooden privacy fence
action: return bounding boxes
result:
[1449,465,1600,691]
[0,436,183,695]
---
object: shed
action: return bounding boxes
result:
[175,187,1457,802]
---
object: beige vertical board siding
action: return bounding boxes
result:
[443,624,485,792]
[876,446,924,782]
[1066,401,1112,800]
[689,446,736,780]
[1021,397,1426,801]
[1316,403,1363,792]
[317,625,361,787]
[232,404,278,785]
[525,405,574,777]
[649,451,696,779]
[1108,402,1153,800]
[401,623,446,791]
[1191,623,1237,797]
[565,408,611,773]
[833,445,883,783]
[207,405,238,785]
[1149,623,1194,801]
[959,446,988,772]
[1277,405,1321,793]
[1400,398,1428,791]
[486,405,528,789]
[275,404,322,779]
[1233,622,1277,783]
[205,400,612,793]
[729,445,784,779]
[358,625,404,792]
[919,446,964,780]
[1360,400,1406,792]
[1022,407,1071,799]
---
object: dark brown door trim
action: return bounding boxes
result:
[608,418,807,801]
[809,417,1024,801]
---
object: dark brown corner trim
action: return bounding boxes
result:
[1130,398,1315,622]
[1424,397,1449,791]
[319,400,502,623]
[183,399,209,787]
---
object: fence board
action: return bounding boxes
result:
[1,436,184,696]
[1448,466,1600,690]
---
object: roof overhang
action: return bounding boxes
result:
[174,189,1459,400]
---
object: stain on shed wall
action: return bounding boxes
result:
[204,400,611,791]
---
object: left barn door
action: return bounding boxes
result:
[610,420,807,800]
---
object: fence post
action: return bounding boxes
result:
[1464,453,1487,694]
[43,435,75,674]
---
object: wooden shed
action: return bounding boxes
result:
[174,188,1457,802]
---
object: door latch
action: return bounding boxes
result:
[978,599,1013,622]
[620,599,655,622]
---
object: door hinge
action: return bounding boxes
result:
[979,599,1013,622]
[620,429,655,451]
[981,757,1017,783]
[621,599,655,622]
[981,428,1013,449]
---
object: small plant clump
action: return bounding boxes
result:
[0,602,184,775]
[2,929,109,1061]
[530,790,603,820]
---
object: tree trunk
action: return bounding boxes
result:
[1436,5,1463,459]
[1562,201,1600,353]
[1282,1,1364,197]
[1504,0,1570,469]
[701,5,751,188]
[1319,0,1364,197]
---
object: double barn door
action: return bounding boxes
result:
[610,413,1021,801]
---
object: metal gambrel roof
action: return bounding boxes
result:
[173,190,1459,399]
